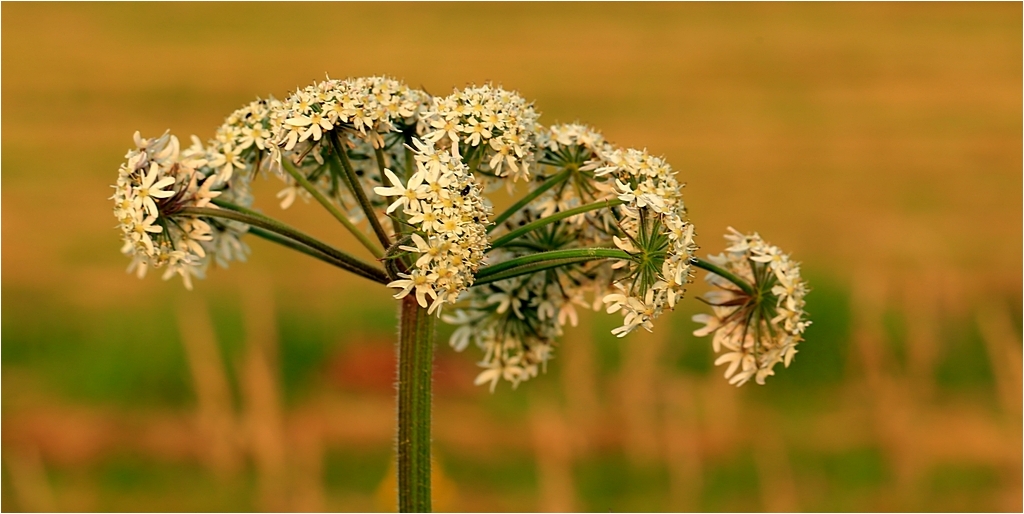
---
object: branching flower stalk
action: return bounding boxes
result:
[111,77,810,512]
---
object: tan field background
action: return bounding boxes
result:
[2,2,1021,512]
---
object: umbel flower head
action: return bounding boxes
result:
[442,123,700,389]
[267,75,429,220]
[692,228,810,386]
[422,84,541,184]
[111,77,811,393]
[112,131,246,289]
[188,96,286,187]
[376,139,492,314]
[108,77,824,514]
[273,75,427,153]
[440,124,611,390]
[367,83,542,315]
[596,147,698,337]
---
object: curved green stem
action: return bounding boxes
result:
[210,197,264,217]
[371,137,388,186]
[397,295,435,512]
[281,158,383,259]
[246,226,368,276]
[488,198,625,250]
[177,206,388,284]
[328,131,393,251]
[496,240,553,253]
[692,257,755,296]
[476,248,630,280]
[488,167,573,231]
[403,139,416,181]
[473,258,594,286]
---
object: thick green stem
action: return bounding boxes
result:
[692,256,756,296]
[177,206,388,284]
[488,198,625,250]
[488,167,573,231]
[328,131,393,251]
[397,295,435,513]
[281,158,383,259]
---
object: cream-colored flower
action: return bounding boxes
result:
[421,84,540,183]
[383,139,491,314]
[388,270,438,308]
[692,228,810,386]
[114,131,250,290]
[374,169,428,214]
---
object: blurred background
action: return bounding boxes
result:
[2,3,1021,512]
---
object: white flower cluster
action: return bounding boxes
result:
[178,98,292,268]
[443,269,600,391]
[443,124,697,389]
[692,228,810,386]
[444,199,612,391]
[266,76,430,234]
[274,75,428,152]
[442,124,609,389]
[113,77,811,392]
[112,131,237,289]
[596,148,698,337]
[537,123,606,156]
[191,97,285,186]
[530,123,613,217]
[423,84,540,183]
[375,139,491,314]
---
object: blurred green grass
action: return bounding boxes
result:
[2,263,1018,511]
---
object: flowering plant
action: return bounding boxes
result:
[112,76,809,512]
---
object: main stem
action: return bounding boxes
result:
[397,296,435,513]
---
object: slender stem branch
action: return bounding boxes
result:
[328,131,393,251]
[397,295,435,513]
[497,240,554,253]
[488,198,625,250]
[246,226,367,275]
[403,138,416,182]
[473,257,599,286]
[692,256,755,295]
[488,167,573,231]
[177,206,388,284]
[476,248,630,280]
[210,197,264,218]
[371,136,389,186]
[281,158,383,259]
[463,144,483,175]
